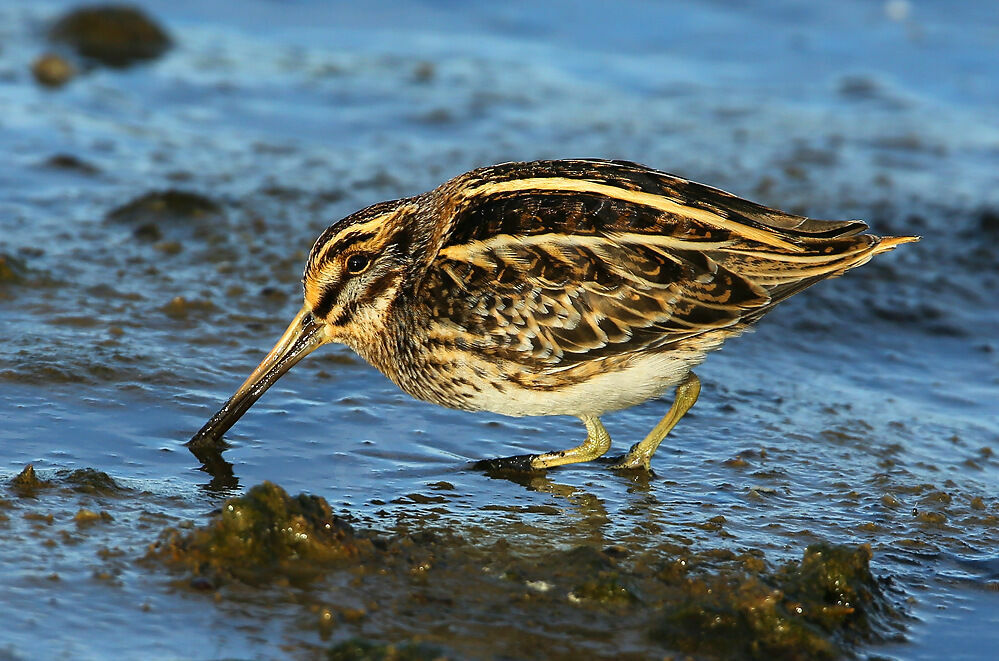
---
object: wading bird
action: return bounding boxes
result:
[188,159,916,471]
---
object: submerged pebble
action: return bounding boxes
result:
[31,53,75,87]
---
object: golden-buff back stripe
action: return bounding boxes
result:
[461,177,804,252]
[437,231,734,261]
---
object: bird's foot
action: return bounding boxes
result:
[605,444,654,472]
[472,454,542,473]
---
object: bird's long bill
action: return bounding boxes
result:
[187,305,327,449]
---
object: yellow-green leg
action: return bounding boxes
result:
[530,415,612,469]
[474,415,612,471]
[612,372,701,471]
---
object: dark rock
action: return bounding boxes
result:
[978,208,999,236]
[49,5,171,68]
[41,154,100,175]
[106,190,222,224]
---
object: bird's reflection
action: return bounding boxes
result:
[476,460,668,545]
[186,436,239,494]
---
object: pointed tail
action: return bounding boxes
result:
[872,234,920,255]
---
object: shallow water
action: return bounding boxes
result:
[1,0,998,658]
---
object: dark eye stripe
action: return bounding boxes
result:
[312,280,344,320]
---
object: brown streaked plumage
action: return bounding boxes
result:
[188,159,918,471]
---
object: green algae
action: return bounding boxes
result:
[147,482,371,586]
[59,468,126,496]
[9,465,54,497]
[651,543,895,660]
[569,572,637,605]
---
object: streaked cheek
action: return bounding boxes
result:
[363,270,401,302]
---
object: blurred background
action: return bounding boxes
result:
[1,1,997,659]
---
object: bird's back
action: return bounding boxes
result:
[384,159,917,414]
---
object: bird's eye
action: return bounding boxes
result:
[345,254,371,275]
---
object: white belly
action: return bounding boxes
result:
[463,351,702,418]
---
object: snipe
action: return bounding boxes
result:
[188,159,917,471]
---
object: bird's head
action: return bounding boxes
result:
[187,198,420,449]
[302,199,419,342]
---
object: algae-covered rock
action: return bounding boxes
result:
[9,466,126,498]
[59,468,126,496]
[9,464,54,497]
[148,482,371,585]
[49,5,171,68]
[777,543,889,636]
[651,543,894,660]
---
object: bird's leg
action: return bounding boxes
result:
[474,415,612,472]
[612,372,700,471]
[530,415,612,469]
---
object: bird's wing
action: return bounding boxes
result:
[421,231,770,370]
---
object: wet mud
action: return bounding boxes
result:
[2,1,998,659]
